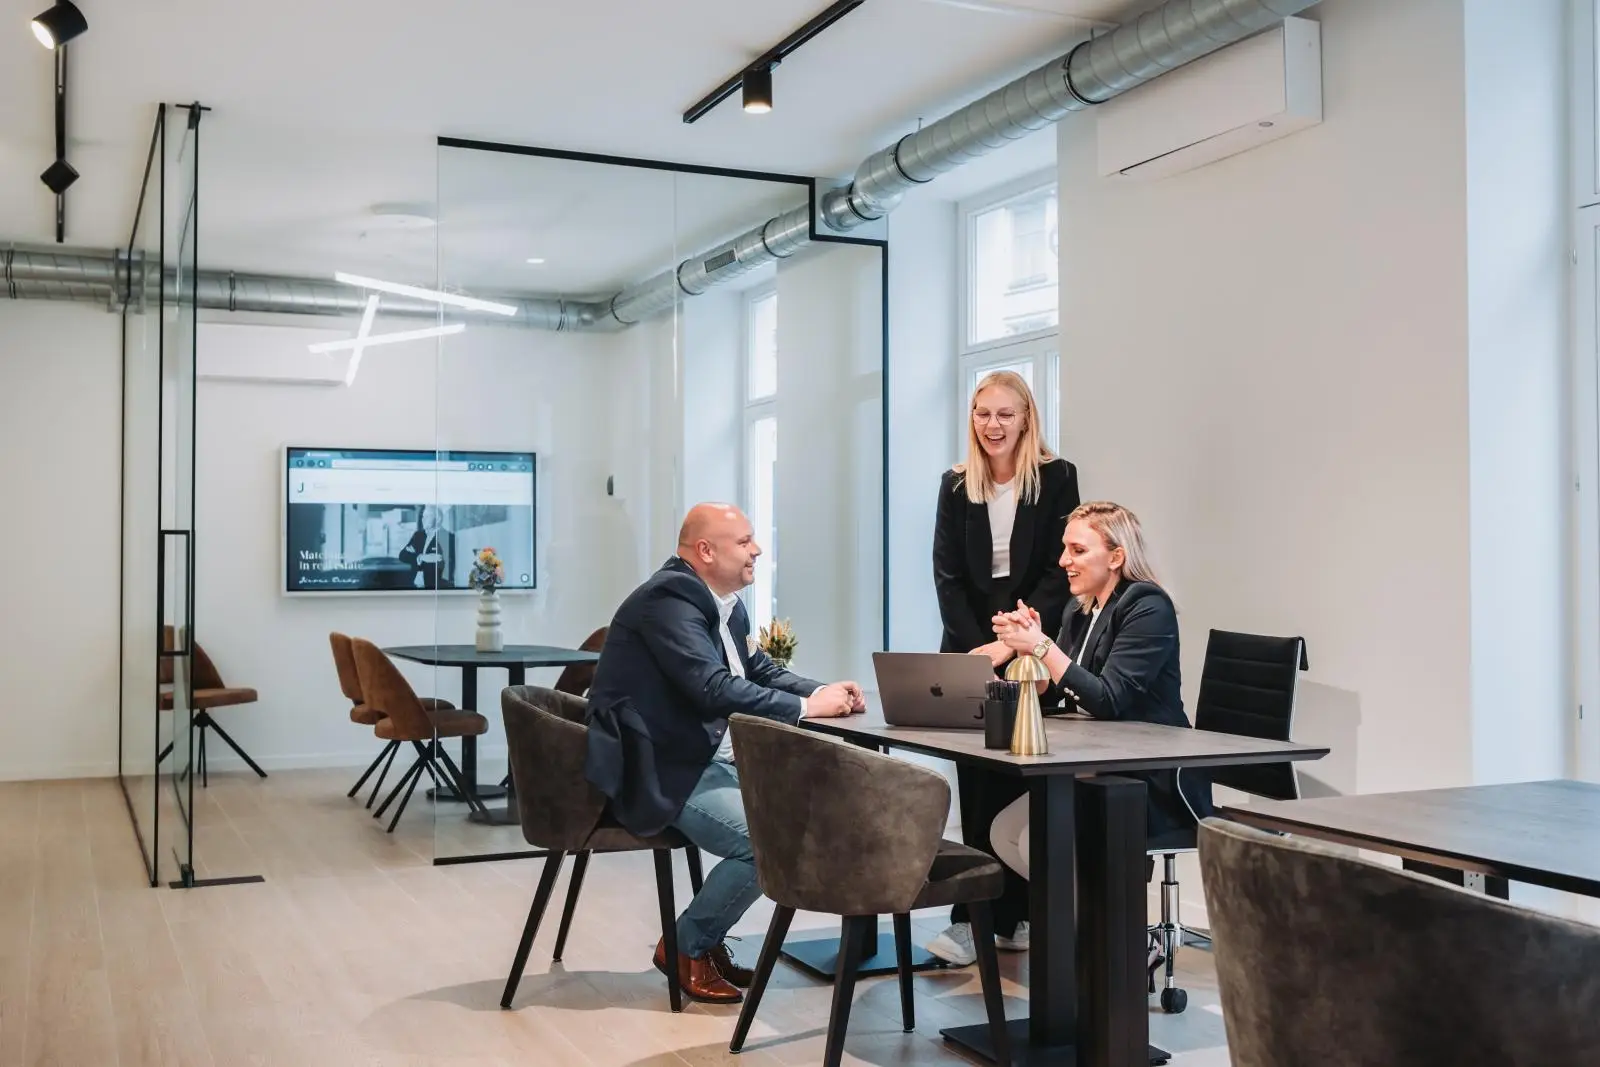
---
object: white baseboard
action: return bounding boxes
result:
[0,762,117,783]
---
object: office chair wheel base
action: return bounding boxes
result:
[1160,987,1188,1014]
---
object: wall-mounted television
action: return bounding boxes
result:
[284,447,536,594]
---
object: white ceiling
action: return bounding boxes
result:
[0,0,1150,292]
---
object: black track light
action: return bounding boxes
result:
[30,0,87,48]
[40,158,78,195]
[742,65,773,115]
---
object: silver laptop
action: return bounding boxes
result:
[872,652,993,729]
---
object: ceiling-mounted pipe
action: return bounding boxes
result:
[3,0,1318,327]
[613,0,1318,321]
[2,245,616,329]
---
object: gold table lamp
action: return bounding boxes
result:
[1005,653,1050,756]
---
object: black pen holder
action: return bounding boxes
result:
[979,694,1017,751]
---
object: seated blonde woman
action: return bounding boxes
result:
[986,501,1212,880]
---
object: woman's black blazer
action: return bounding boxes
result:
[1053,578,1213,838]
[933,456,1079,654]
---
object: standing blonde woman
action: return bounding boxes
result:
[926,369,1078,966]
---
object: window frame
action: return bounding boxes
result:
[956,168,1062,458]
[957,167,1062,358]
[1574,0,1600,782]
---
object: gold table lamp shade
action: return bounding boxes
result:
[1004,653,1050,756]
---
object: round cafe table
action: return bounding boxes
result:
[382,644,600,825]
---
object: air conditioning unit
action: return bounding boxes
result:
[1095,16,1322,181]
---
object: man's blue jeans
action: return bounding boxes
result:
[670,758,761,959]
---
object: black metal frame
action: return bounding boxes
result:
[428,138,894,865]
[680,0,868,124]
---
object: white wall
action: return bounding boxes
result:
[193,318,655,771]
[887,199,960,652]
[1059,0,1473,798]
[1463,0,1571,785]
[0,302,122,780]
[776,242,885,684]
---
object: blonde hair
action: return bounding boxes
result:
[1067,501,1160,613]
[954,370,1056,504]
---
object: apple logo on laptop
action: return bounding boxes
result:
[929,683,943,698]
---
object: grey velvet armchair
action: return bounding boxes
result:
[498,685,704,1013]
[726,714,1011,1067]
[1200,818,1600,1066]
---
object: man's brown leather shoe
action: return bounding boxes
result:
[653,938,742,1003]
[707,941,753,988]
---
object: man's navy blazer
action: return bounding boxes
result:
[584,557,822,837]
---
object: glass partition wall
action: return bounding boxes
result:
[122,129,887,872]
[117,103,207,886]
[427,141,887,862]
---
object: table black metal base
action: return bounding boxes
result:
[427,782,507,804]
[941,1021,1170,1066]
[778,927,943,980]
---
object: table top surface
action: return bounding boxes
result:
[801,711,1328,777]
[382,644,600,668]
[1221,779,1600,897]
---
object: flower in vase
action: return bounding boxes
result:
[757,618,798,668]
[469,547,505,593]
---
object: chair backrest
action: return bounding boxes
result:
[159,626,226,690]
[328,632,364,705]
[350,638,433,740]
[729,715,950,916]
[552,627,608,696]
[501,685,605,851]
[1199,818,1600,1065]
[1192,629,1307,800]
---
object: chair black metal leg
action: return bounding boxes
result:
[892,912,915,1033]
[730,904,794,1053]
[686,845,705,895]
[822,915,870,1067]
[348,740,397,799]
[157,741,173,764]
[435,745,488,816]
[552,851,591,962]
[199,725,208,789]
[969,902,1012,1067]
[500,851,567,1009]
[205,716,268,778]
[653,848,682,1013]
[366,741,400,809]
[386,758,426,833]
[374,757,423,820]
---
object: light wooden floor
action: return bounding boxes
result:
[2,770,1235,1066]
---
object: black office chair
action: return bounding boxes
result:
[1149,629,1308,1014]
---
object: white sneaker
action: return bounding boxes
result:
[925,923,976,966]
[994,921,1030,952]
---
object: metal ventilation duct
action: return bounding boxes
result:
[3,0,1317,328]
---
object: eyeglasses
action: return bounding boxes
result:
[972,409,1019,426]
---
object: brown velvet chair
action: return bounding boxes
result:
[726,715,1011,1067]
[350,638,489,832]
[1199,818,1600,1065]
[158,626,265,786]
[330,632,456,808]
[499,685,704,1013]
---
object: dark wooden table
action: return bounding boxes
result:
[802,712,1329,1067]
[1221,779,1600,899]
[383,645,600,825]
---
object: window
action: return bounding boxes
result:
[967,181,1059,346]
[1575,0,1600,782]
[743,288,778,632]
[959,171,1061,453]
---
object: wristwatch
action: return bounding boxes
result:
[1032,637,1053,660]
